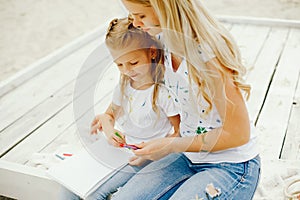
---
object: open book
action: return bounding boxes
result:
[47,134,133,199]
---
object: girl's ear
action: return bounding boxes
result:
[149,45,157,59]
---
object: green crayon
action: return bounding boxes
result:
[114,132,123,139]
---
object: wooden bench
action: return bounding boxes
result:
[1,16,300,199]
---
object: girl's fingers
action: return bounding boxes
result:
[113,132,126,144]
[91,118,98,126]
[90,125,98,134]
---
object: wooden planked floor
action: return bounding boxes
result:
[0,18,300,199]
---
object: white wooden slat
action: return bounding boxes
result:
[0,25,107,98]
[218,15,300,28]
[0,160,66,200]
[222,22,233,31]
[2,66,119,164]
[31,67,119,161]
[0,35,105,133]
[256,28,300,159]
[281,72,300,160]
[0,51,112,156]
[246,27,290,121]
[229,24,270,68]
[34,94,114,161]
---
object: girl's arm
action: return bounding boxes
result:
[134,58,251,160]
[90,103,126,146]
[166,114,181,137]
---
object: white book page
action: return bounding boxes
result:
[47,134,134,198]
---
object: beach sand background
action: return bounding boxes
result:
[1,0,300,83]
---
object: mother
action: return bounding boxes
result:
[112,0,260,199]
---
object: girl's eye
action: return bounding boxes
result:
[116,63,123,67]
[139,15,145,19]
[131,61,138,65]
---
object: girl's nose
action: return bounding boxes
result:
[132,16,143,28]
[123,64,132,73]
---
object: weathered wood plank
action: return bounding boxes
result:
[229,24,270,67]
[256,28,300,159]
[0,160,65,200]
[33,93,114,162]
[281,71,300,160]
[0,26,108,99]
[0,46,112,156]
[218,15,300,28]
[2,66,119,164]
[0,35,106,133]
[246,27,290,122]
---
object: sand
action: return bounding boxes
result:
[0,0,300,82]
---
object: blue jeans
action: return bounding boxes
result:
[111,153,261,200]
[86,164,145,200]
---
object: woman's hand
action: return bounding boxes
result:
[133,137,177,161]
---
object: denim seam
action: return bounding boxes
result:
[249,163,261,199]
[226,160,257,199]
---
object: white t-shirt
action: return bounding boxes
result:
[112,83,180,144]
[161,36,259,163]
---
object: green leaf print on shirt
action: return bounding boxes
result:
[196,126,208,134]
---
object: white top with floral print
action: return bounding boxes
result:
[160,35,259,163]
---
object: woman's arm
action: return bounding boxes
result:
[134,58,251,160]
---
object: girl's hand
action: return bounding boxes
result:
[105,130,126,147]
[133,137,176,161]
[90,114,103,134]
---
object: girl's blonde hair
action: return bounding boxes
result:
[124,0,251,114]
[105,17,165,114]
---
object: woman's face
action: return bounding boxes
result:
[122,0,161,36]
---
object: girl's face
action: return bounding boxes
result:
[112,48,153,87]
[122,0,161,36]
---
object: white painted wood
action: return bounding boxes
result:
[37,94,114,160]
[256,28,300,159]
[0,54,113,156]
[222,22,233,31]
[281,72,300,160]
[0,11,128,98]
[0,36,106,133]
[229,24,270,67]
[0,160,68,200]
[246,27,290,121]
[0,26,109,98]
[218,15,300,28]
[2,66,119,164]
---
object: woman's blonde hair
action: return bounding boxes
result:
[105,17,165,115]
[124,0,251,114]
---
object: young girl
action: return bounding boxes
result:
[88,17,181,199]
[107,0,261,199]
